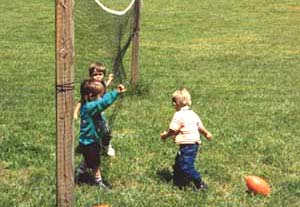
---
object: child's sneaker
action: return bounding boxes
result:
[194,180,208,191]
[95,180,112,190]
[107,145,115,157]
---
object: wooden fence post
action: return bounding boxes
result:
[55,0,75,206]
[131,0,141,88]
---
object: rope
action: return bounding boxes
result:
[94,0,135,16]
[56,82,75,92]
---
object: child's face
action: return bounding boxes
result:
[91,72,104,82]
[172,100,181,111]
[174,104,181,111]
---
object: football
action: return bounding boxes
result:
[244,175,271,196]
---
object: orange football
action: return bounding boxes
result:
[244,176,271,196]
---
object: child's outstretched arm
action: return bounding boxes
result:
[199,126,212,140]
[160,129,177,141]
[106,73,114,88]
[73,102,81,120]
[88,84,126,115]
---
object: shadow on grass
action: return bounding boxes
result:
[126,81,151,97]
[156,168,173,183]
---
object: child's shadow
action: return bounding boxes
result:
[76,172,95,185]
[156,168,173,183]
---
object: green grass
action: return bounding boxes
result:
[1,0,300,206]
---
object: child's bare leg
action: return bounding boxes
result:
[92,168,111,190]
[92,168,102,182]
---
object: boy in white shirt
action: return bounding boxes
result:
[160,88,212,190]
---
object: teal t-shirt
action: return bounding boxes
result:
[79,90,119,145]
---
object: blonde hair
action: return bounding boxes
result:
[172,88,192,107]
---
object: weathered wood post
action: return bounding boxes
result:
[55,0,74,206]
[131,0,141,88]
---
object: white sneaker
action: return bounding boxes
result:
[107,145,115,157]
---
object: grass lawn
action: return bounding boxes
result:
[0,0,300,206]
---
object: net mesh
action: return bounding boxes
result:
[74,0,135,84]
[74,0,136,128]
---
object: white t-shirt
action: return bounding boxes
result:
[169,106,203,144]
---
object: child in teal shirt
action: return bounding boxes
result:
[75,79,126,189]
[74,62,116,156]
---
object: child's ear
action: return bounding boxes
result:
[88,93,93,100]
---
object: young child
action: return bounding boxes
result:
[75,79,126,189]
[160,88,212,191]
[74,62,116,156]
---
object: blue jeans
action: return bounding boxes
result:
[174,144,201,182]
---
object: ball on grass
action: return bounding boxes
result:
[244,175,271,196]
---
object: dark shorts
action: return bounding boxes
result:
[78,142,101,169]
